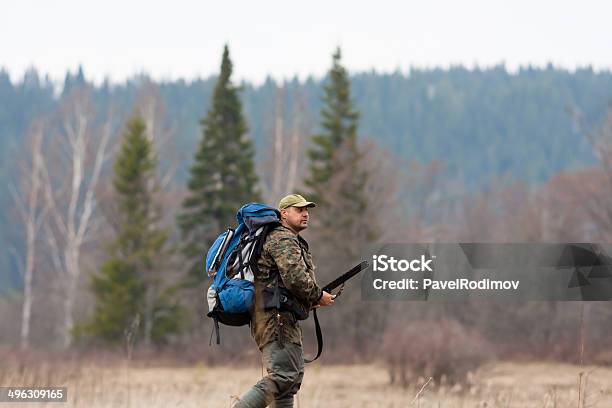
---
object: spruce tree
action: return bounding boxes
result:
[86,116,182,344]
[178,45,260,281]
[305,47,376,253]
[306,48,380,355]
[305,47,361,206]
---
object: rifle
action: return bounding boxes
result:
[322,260,370,299]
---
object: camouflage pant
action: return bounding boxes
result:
[233,341,305,408]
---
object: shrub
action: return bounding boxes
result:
[381,318,494,387]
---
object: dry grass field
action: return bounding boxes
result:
[1,358,611,407]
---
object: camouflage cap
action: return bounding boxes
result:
[278,194,317,210]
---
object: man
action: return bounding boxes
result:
[234,194,334,408]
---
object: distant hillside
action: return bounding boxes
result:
[2,66,610,185]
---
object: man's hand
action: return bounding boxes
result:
[317,291,334,307]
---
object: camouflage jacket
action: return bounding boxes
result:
[250,225,322,349]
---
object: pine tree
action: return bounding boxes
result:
[178,45,260,281]
[305,47,361,206]
[305,48,376,256]
[305,48,381,355]
[85,116,182,344]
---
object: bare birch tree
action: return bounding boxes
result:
[286,89,304,193]
[584,108,612,240]
[41,87,111,348]
[9,123,46,349]
[135,79,177,191]
[272,86,285,200]
[263,84,306,203]
[570,106,612,240]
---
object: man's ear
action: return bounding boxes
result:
[280,208,287,220]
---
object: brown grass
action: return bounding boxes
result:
[1,359,611,407]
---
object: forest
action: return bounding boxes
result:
[2,47,612,406]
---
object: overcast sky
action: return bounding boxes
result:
[2,0,611,85]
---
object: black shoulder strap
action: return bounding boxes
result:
[253,223,278,259]
[304,309,323,363]
[249,222,279,276]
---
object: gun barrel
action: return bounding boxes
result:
[322,261,369,292]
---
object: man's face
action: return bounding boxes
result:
[281,206,310,232]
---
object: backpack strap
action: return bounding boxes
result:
[208,291,223,345]
[248,223,278,276]
[209,315,221,346]
[236,238,245,280]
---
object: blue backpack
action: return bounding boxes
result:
[205,203,280,344]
